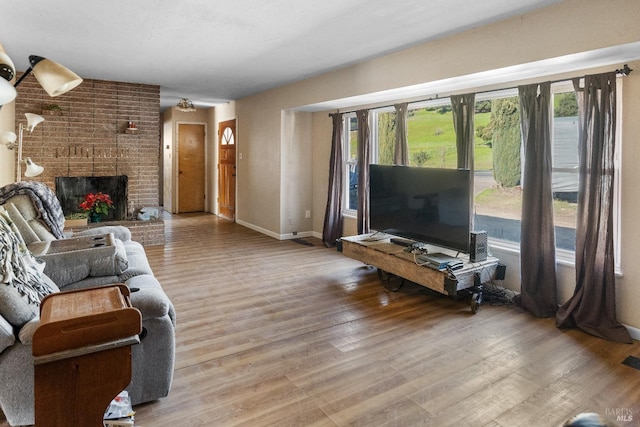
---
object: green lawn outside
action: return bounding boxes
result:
[407,108,492,169]
[348,108,491,169]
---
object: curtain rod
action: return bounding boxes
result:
[330,64,633,117]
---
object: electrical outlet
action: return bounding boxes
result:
[305,210,311,219]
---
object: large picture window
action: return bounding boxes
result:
[343,113,358,212]
[342,79,623,263]
[473,83,580,255]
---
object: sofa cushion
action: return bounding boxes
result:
[0,207,58,327]
[31,234,129,288]
[0,313,16,353]
[94,237,129,275]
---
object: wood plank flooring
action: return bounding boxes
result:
[4,212,640,426]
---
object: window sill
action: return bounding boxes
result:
[342,210,357,219]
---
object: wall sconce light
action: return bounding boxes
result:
[0,44,83,105]
[176,98,196,112]
[1,113,45,182]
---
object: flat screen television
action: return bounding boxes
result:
[369,165,472,253]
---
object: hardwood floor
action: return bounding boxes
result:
[4,212,640,426]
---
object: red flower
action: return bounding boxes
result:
[79,192,115,216]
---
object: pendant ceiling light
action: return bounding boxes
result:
[176,98,196,112]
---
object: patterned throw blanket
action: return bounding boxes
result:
[0,181,65,239]
[0,208,55,304]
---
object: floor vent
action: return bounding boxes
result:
[622,355,640,370]
[292,238,314,247]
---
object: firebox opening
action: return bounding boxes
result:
[56,176,128,221]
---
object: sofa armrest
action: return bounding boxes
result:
[126,275,174,323]
[17,316,39,345]
[30,235,129,288]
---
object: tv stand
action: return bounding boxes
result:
[339,234,502,313]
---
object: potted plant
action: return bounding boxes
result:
[79,192,115,223]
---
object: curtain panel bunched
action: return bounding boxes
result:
[322,113,344,247]
[393,103,409,166]
[451,94,475,170]
[356,109,371,234]
[515,82,558,317]
[556,73,631,343]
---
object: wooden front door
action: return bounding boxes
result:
[178,123,205,213]
[218,119,236,220]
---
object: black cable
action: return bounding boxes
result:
[481,280,516,306]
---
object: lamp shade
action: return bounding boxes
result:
[0,48,15,80]
[0,78,16,105]
[24,158,44,177]
[29,55,83,97]
[25,113,45,131]
[0,130,17,149]
[0,46,17,104]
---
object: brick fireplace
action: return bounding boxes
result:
[14,75,161,213]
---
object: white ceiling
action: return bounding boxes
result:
[1,0,567,110]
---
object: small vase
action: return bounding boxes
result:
[89,212,103,223]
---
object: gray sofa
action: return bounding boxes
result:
[0,182,175,426]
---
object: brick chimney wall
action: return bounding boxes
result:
[14,76,160,210]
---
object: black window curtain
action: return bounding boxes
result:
[556,73,631,343]
[515,82,558,318]
[356,109,370,235]
[322,113,344,247]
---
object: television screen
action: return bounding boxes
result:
[369,165,471,253]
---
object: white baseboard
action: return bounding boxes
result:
[626,324,640,341]
[281,231,314,240]
[235,219,316,241]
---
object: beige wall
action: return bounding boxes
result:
[229,0,640,332]
[617,69,640,332]
[0,42,15,185]
[0,100,15,184]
